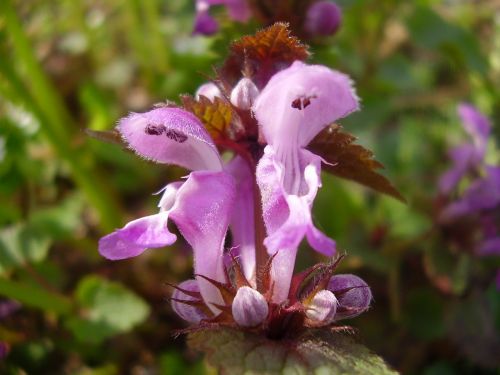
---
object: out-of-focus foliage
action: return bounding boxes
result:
[0,0,498,373]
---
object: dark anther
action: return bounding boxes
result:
[145,123,166,135]
[291,98,302,109]
[165,129,188,143]
[291,95,316,110]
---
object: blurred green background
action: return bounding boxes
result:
[0,0,499,373]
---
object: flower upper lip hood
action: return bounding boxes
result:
[118,107,224,171]
[254,61,359,152]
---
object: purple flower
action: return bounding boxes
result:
[304,1,342,37]
[100,58,370,334]
[439,103,491,194]
[438,103,499,285]
[254,61,359,301]
[193,0,250,35]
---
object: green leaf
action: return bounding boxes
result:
[0,278,72,315]
[188,328,398,374]
[0,193,84,275]
[28,193,85,240]
[407,6,487,74]
[67,276,150,343]
[0,223,51,275]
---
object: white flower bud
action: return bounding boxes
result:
[195,82,222,101]
[231,286,268,327]
[230,77,259,110]
[306,289,338,324]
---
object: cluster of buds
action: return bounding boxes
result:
[193,0,342,39]
[171,255,371,337]
[98,25,379,338]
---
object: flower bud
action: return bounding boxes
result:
[193,11,219,36]
[304,1,342,37]
[230,78,259,110]
[171,279,208,324]
[195,82,222,101]
[231,286,268,327]
[328,274,372,320]
[305,289,338,324]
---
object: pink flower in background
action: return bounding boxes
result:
[304,1,342,37]
[438,104,499,287]
[193,0,250,35]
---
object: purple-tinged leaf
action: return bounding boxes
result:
[308,124,405,202]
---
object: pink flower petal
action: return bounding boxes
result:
[170,170,236,312]
[99,212,176,260]
[253,61,359,149]
[118,107,222,171]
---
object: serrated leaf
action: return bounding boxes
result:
[221,23,309,87]
[188,328,398,375]
[308,124,405,202]
[181,95,233,140]
[67,276,150,343]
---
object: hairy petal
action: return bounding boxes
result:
[118,107,222,171]
[226,157,256,284]
[170,171,236,313]
[253,60,359,149]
